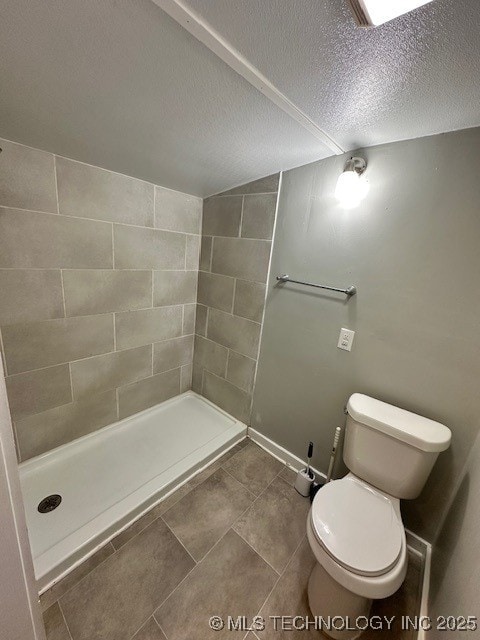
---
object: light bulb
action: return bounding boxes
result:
[335,170,369,208]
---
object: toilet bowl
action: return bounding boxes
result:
[306,474,407,640]
[306,393,451,640]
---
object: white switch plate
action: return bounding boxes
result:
[337,328,355,351]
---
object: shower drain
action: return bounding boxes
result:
[37,494,62,513]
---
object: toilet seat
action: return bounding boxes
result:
[310,476,403,577]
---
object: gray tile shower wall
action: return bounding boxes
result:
[0,138,202,461]
[193,175,279,423]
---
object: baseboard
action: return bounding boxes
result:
[248,427,327,482]
[248,425,431,634]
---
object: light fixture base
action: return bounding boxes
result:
[345,156,367,175]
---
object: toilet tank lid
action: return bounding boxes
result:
[347,394,451,453]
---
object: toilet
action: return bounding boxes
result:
[307,393,451,640]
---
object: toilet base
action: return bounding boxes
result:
[308,562,372,640]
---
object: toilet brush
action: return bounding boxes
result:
[294,441,315,497]
[310,426,342,502]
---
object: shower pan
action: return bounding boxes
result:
[19,392,246,592]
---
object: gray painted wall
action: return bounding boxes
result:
[429,429,480,632]
[251,127,480,542]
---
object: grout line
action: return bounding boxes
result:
[209,236,214,271]
[207,191,278,199]
[0,204,202,235]
[67,362,74,402]
[154,618,170,640]
[184,234,187,270]
[151,344,154,376]
[53,155,60,215]
[160,516,197,564]
[0,327,8,377]
[252,532,308,629]
[153,183,156,229]
[59,270,67,318]
[111,224,115,269]
[231,277,237,314]
[112,313,117,351]
[239,195,244,238]
[115,387,120,420]
[58,600,74,640]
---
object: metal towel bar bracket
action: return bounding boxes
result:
[276,274,357,297]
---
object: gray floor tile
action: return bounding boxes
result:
[114,442,249,550]
[233,476,310,573]
[278,466,297,486]
[222,442,283,496]
[256,538,317,640]
[111,509,160,551]
[155,529,278,640]
[40,543,115,611]
[43,602,72,640]
[163,468,255,560]
[60,518,194,640]
[132,617,167,640]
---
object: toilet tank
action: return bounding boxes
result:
[344,394,451,499]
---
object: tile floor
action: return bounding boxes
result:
[40,439,423,640]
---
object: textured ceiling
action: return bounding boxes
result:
[1,0,479,196]
[184,0,480,150]
[0,0,331,197]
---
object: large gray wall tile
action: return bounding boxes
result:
[183,304,196,335]
[193,336,228,377]
[211,237,271,283]
[199,236,213,271]
[5,364,72,421]
[118,369,181,419]
[203,372,251,423]
[0,269,64,325]
[180,364,192,393]
[241,194,277,240]
[207,309,261,359]
[16,390,117,460]
[0,139,57,212]
[219,173,280,196]
[153,336,194,374]
[63,270,152,316]
[2,314,114,374]
[155,186,201,234]
[71,346,152,399]
[226,352,256,393]
[0,208,113,269]
[115,307,182,350]
[197,271,234,312]
[195,304,208,337]
[202,196,242,237]
[185,234,201,270]
[56,157,154,226]
[153,271,197,307]
[113,225,185,270]
[233,279,266,323]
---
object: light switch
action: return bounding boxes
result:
[337,328,355,352]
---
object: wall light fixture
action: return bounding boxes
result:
[335,157,369,208]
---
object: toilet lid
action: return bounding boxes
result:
[310,476,403,577]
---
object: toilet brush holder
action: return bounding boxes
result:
[294,468,314,497]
